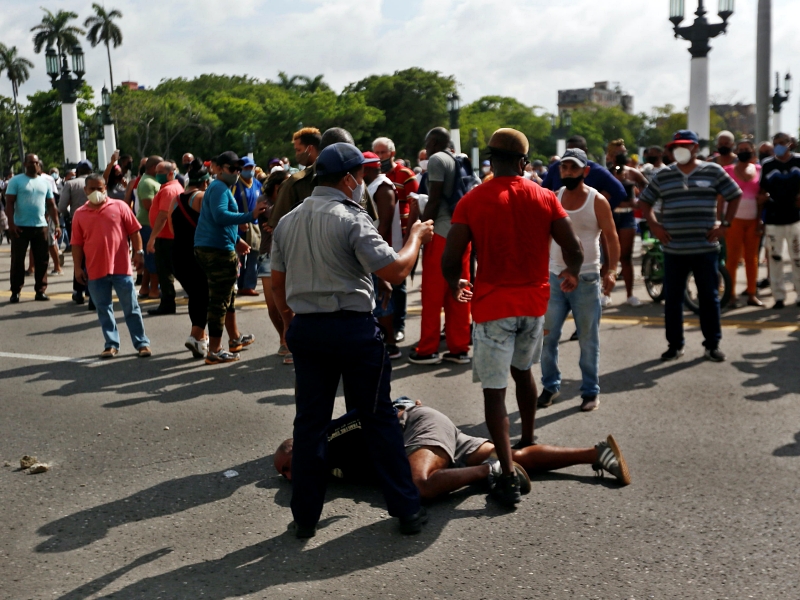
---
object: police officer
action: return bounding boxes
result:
[271,143,434,538]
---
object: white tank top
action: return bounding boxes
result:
[550,186,601,275]
[368,175,403,252]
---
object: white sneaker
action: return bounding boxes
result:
[626,296,643,308]
[185,336,208,359]
[600,295,612,308]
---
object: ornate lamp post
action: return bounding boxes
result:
[670,0,734,148]
[770,71,791,135]
[45,43,85,166]
[101,86,117,167]
[243,132,256,161]
[447,92,461,154]
[95,110,107,169]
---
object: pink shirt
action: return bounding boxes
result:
[724,163,761,221]
[72,199,142,280]
[149,178,183,239]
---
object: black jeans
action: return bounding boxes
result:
[154,238,176,306]
[664,251,721,350]
[287,312,420,528]
[10,226,49,294]
[173,242,208,329]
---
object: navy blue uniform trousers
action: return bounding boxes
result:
[664,251,721,350]
[287,311,420,528]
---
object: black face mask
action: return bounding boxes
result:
[562,174,584,191]
[615,153,628,167]
[380,158,393,174]
[737,151,753,163]
[718,146,733,156]
[759,152,772,162]
[645,155,659,165]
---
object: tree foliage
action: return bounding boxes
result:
[31,8,84,57]
[84,3,123,90]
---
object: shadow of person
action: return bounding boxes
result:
[55,508,484,600]
[35,456,281,553]
[596,356,705,394]
[773,431,800,457]
[731,330,800,401]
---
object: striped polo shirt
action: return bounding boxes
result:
[639,162,741,255]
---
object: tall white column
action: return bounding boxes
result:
[771,111,782,136]
[80,150,87,161]
[471,145,479,176]
[556,139,567,157]
[450,128,461,154]
[103,124,116,167]
[96,139,107,171]
[688,56,710,145]
[756,0,772,143]
[61,103,81,164]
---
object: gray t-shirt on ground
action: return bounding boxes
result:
[427,150,457,238]
[271,186,399,314]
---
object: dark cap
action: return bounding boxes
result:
[561,148,588,168]
[215,151,245,169]
[667,130,700,147]
[76,159,93,171]
[315,143,365,177]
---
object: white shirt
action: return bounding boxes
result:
[550,187,601,275]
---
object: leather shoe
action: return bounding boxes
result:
[289,522,316,539]
[9,293,20,304]
[399,506,428,535]
[148,305,176,315]
[237,288,259,297]
[34,292,49,301]
[72,292,85,304]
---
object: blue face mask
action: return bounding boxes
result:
[774,144,790,158]
[155,173,168,185]
[241,169,254,180]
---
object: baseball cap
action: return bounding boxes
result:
[315,143,365,177]
[533,160,543,167]
[667,130,700,147]
[482,160,490,166]
[241,156,255,168]
[215,151,245,169]
[76,159,93,171]
[392,396,416,411]
[561,148,588,168]
[362,151,381,168]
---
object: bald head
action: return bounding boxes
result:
[145,155,163,175]
[320,128,354,150]
[425,127,451,157]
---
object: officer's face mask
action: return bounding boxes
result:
[346,172,364,204]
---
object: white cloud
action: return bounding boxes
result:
[1,0,799,136]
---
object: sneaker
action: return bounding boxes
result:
[277,344,290,356]
[489,472,521,508]
[443,351,470,364]
[660,347,684,361]
[757,278,770,290]
[9,293,20,304]
[773,300,785,309]
[229,334,255,352]
[34,292,49,301]
[486,459,531,496]
[100,347,119,359]
[408,352,442,365]
[386,344,402,360]
[289,521,317,539]
[704,347,726,362]
[72,292,85,304]
[600,295,612,308]
[399,507,428,535]
[394,330,405,343]
[580,395,600,412]
[58,253,65,267]
[137,346,152,358]
[593,435,631,485]
[283,353,294,365]
[537,388,560,408]
[205,349,240,365]
[185,336,208,359]
[50,269,63,276]
[626,295,643,307]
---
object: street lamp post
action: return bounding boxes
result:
[470,128,479,177]
[756,0,771,143]
[79,122,90,161]
[670,0,734,148]
[95,111,107,169]
[101,86,117,166]
[551,111,572,157]
[243,132,256,161]
[45,44,85,166]
[447,92,461,154]
[771,71,791,135]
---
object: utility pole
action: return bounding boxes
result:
[755,0,771,143]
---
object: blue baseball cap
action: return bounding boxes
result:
[241,156,255,168]
[315,143,365,177]
[76,159,93,171]
[668,130,700,147]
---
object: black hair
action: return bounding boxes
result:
[186,157,209,183]
[264,169,289,198]
[566,135,588,151]
[297,131,322,149]
[319,128,354,150]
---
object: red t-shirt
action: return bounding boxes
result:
[72,199,142,281]
[149,179,183,239]
[385,163,419,238]
[451,176,568,323]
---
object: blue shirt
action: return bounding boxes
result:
[541,160,627,209]
[194,179,255,251]
[233,178,263,225]
[7,174,54,227]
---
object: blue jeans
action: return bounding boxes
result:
[139,226,157,273]
[237,251,258,290]
[541,272,601,397]
[87,275,150,350]
[664,251,721,350]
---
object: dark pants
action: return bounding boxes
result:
[664,251,721,350]
[173,243,208,329]
[73,255,89,297]
[287,312,420,528]
[10,226,49,294]
[154,238,176,307]
[391,279,407,333]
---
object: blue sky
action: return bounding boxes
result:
[1,0,799,138]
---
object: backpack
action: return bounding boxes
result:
[443,153,475,214]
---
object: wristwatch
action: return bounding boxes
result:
[135,249,145,255]
[721,220,731,228]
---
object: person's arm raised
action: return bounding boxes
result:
[374,219,434,285]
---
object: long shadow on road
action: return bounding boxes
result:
[731,330,800,402]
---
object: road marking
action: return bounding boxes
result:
[0,351,96,364]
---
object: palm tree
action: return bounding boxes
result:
[84,4,123,91]
[0,44,34,163]
[31,8,85,60]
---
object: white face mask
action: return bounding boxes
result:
[673,147,693,165]
[482,166,490,174]
[346,173,364,203]
[87,190,107,205]
[418,159,428,170]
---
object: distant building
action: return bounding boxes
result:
[120,81,140,91]
[558,81,634,115]
[711,103,756,137]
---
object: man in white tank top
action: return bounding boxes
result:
[540,149,620,412]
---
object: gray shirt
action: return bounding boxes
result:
[271,186,399,314]
[427,150,457,238]
[58,177,88,216]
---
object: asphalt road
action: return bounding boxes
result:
[1,246,799,600]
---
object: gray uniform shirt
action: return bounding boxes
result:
[271,186,399,314]
[58,177,88,216]
[427,150,457,238]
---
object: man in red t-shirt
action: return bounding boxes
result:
[442,128,584,507]
[147,161,184,315]
[373,137,419,340]
[72,174,151,359]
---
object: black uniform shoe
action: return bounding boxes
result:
[660,347,685,361]
[773,300,785,309]
[399,507,428,535]
[9,293,20,304]
[34,292,49,301]
[704,347,726,362]
[72,292,85,304]
[289,522,316,539]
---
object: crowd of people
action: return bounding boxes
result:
[2,121,799,537]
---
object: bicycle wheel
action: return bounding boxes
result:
[684,267,731,314]
[642,253,665,302]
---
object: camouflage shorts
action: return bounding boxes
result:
[194,247,237,337]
